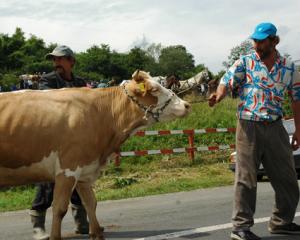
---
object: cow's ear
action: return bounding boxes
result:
[132,69,139,79]
[132,69,143,83]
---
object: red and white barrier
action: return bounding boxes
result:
[120,144,236,157]
[113,127,236,165]
[134,128,236,136]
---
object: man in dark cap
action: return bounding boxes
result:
[209,22,300,240]
[29,45,89,240]
[38,45,86,89]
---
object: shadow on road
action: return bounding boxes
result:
[262,235,300,240]
[62,231,300,240]
[62,229,211,239]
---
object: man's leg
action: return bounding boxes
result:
[232,120,260,230]
[262,121,300,233]
[30,183,54,240]
[231,120,262,240]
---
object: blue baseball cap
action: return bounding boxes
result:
[250,22,277,40]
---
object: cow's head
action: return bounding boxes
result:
[123,70,191,123]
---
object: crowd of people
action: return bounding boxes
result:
[13,75,118,92]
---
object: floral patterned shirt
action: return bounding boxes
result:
[220,52,300,122]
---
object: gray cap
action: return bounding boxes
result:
[45,45,75,60]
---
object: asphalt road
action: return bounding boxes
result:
[1,181,300,240]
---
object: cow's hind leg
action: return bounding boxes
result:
[76,182,105,240]
[50,174,76,240]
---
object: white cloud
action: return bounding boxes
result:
[0,0,300,73]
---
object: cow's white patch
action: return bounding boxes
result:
[148,79,190,122]
[36,152,102,182]
[13,151,83,181]
[36,151,60,177]
[79,159,102,182]
[64,167,82,179]
[0,151,103,186]
[0,151,60,185]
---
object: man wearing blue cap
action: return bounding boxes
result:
[29,45,89,240]
[209,22,300,240]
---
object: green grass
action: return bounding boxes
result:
[0,98,238,212]
[0,185,36,212]
[94,158,234,201]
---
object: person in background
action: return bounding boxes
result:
[209,22,300,240]
[19,75,25,89]
[29,45,89,240]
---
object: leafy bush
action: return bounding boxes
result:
[0,73,18,91]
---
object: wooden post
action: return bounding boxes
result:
[115,153,121,167]
[187,132,195,161]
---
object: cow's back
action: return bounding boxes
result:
[0,89,98,185]
[0,87,128,186]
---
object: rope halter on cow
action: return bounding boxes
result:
[122,83,174,122]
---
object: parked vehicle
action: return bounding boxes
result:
[229,119,300,180]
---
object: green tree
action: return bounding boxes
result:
[109,51,129,81]
[75,44,112,79]
[126,47,155,75]
[0,28,52,75]
[0,28,26,72]
[21,35,51,74]
[214,70,226,81]
[223,40,253,69]
[0,73,18,91]
[158,45,195,79]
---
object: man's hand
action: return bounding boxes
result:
[208,84,227,107]
[292,132,300,151]
[208,93,217,107]
[291,101,300,150]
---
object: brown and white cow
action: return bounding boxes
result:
[0,70,190,240]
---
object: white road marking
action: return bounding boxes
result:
[133,212,300,240]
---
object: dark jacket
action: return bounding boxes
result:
[39,71,86,89]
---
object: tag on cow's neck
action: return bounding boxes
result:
[138,83,145,93]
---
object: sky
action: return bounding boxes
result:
[1,0,300,74]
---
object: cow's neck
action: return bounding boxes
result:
[114,87,150,138]
[94,87,150,156]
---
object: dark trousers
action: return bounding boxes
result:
[31,183,83,211]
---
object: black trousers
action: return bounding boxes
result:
[31,183,83,211]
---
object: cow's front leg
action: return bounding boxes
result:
[50,174,76,240]
[76,182,105,240]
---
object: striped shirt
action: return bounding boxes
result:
[220,52,300,122]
